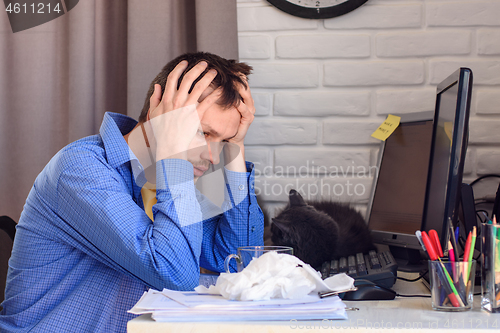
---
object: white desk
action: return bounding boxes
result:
[127,273,498,332]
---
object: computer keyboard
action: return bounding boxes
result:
[320,250,398,289]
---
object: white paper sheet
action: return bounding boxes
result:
[129,289,347,322]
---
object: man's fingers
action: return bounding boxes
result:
[163,60,188,102]
[237,103,254,120]
[196,87,223,118]
[186,69,218,106]
[237,80,255,112]
[175,61,209,105]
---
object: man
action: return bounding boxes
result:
[0,52,264,332]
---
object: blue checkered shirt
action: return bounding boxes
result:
[0,112,263,332]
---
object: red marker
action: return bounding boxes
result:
[443,282,461,308]
[421,231,438,261]
[429,229,444,258]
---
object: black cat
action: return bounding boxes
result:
[268,189,376,269]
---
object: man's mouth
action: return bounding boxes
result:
[193,165,209,177]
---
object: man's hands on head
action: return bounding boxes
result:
[223,78,256,172]
[147,61,221,162]
[230,78,255,147]
[141,60,256,176]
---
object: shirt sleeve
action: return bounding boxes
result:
[55,150,204,291]
[199,161,264,272]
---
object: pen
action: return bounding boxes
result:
[448,218,459,260]
[415,230,426,252]
[455,274,468,305]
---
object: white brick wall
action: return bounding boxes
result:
[248,63,319,88]
[245,118,318,145]
[426,1,500,27]
[237,0,500,217]
[276,34,370,59]
[274,91,371,116]
[376,31,471,58]
[477,29,500,55]
[324,61,425,86]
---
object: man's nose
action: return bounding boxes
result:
[207,141,223,165]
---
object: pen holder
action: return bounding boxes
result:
[481,223,500,313]
[429,260,475,311]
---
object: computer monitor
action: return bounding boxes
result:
[367,68,473,267]
[366,112,434,256]
[422,68,473,249]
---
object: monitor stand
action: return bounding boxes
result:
[389,246,427,272]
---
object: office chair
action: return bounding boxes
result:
[1,216,17,310]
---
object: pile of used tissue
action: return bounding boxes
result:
[195,251,354,301]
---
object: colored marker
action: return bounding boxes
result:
[421,231,438,261]
[463,231,472,279]
[448,240,456,282]
[466,227,477,281]
[429,229,444,258]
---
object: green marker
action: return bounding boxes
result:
[466,227,477,281]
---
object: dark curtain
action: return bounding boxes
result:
[0,0,239,222]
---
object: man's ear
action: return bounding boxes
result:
[147,84,162,121]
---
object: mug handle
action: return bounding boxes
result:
[224,254,241,273]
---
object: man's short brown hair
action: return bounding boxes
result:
[139,52,252,123]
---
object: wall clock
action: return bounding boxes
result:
[267,0,369,19]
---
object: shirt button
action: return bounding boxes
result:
[251,226,255,232]
[239,184,245,190]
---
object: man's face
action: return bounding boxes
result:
[187,86,241,182]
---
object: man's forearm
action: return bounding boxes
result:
[224,143,246,173]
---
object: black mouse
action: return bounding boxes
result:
[341,279,396,301]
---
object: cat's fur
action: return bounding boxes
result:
[265,189,376,269]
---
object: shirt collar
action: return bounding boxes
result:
[99,112,138,168]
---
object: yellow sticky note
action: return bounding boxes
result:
[371,114,401,141]
[444,121,453,145]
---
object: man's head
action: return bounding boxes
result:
[140,52,253,182]
[139,52,252,123]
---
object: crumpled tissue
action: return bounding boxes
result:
[195,251,354,301]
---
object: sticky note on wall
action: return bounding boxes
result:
[371,114,401,141]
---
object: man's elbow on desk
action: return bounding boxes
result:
[148,261,201,291]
